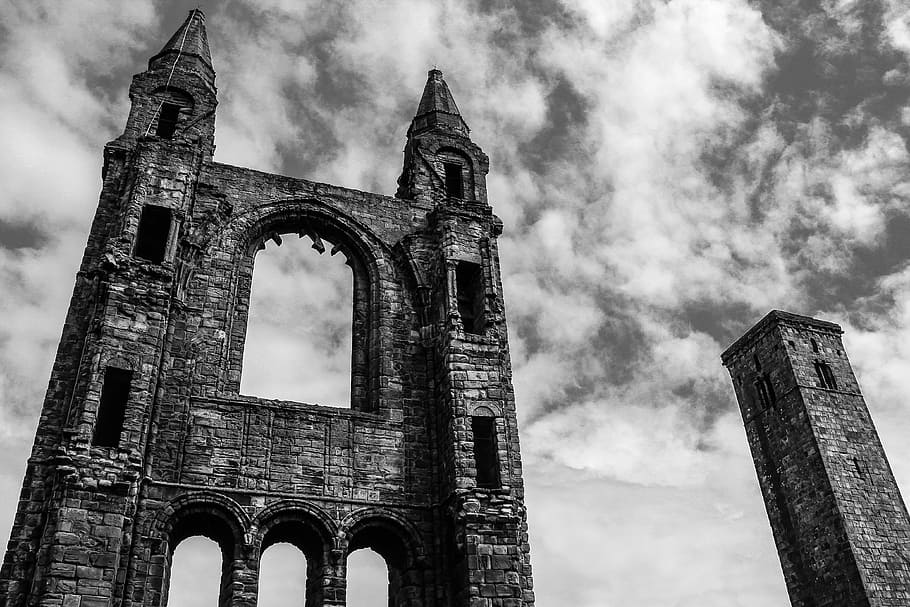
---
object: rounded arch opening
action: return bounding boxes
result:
[347,523,410,570]
[256,504,335,607]
[261,518,328,561]
[346,548,389,607]
[168,536,223,607]
[342,511,423,570]
[161,503,245,607]
[259,542,308,607]
[169,510,238,556]
[344,516,422,607]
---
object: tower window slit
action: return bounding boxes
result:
[444,162,464,198]
[754,374,775,410]
[815,361,837,390]
[472,416,500,489]
[92,367,132,447]
[156,102,181,138]
[455,261,485,334]
[134,205,172,263]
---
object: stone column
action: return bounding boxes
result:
[220,554,258,607]
[305,548,345,607]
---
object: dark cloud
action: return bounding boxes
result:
[0,219,48,250]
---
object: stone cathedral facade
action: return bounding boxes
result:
[0,10,534,607]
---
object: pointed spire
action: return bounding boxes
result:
[148,9,213,73]
[408,69,470,137]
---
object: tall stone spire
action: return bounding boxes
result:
[111,8,217,157]
[148,9,213,81]
[408,69,470,138]
[397,68,488,202]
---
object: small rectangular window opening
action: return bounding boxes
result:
[455,261,485,335]
[754,374,775,410]
[135,205,172,263]
[156,103,181,139]
[444,162,464,198]
[472,416,500,489]
[92,367,132,447]
[815,361,837,390]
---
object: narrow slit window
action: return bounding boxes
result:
[810,338,819,353]
[134,205,172,263]
[472,416,500,489]
[814,361,837,390]
[444,162,464,198]
[92,367,132,447]
[754,374,775,410]
[156,102,181,139]
[455,261,485,335]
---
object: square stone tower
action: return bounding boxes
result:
[722,310,910,606]
[0,10,534,607]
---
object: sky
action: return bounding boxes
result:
[3,0,910,605]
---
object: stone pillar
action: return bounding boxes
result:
[220,554,258,607]
[306,548,345,607]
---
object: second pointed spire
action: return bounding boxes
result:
[408,69,470,138]
[148,9,213,76]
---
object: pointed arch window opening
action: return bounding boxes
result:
[239,230,362,409]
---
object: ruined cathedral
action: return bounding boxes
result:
[0,10,533,607]
[4,9,910,607]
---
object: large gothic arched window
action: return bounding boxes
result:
[241,233,354,407]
